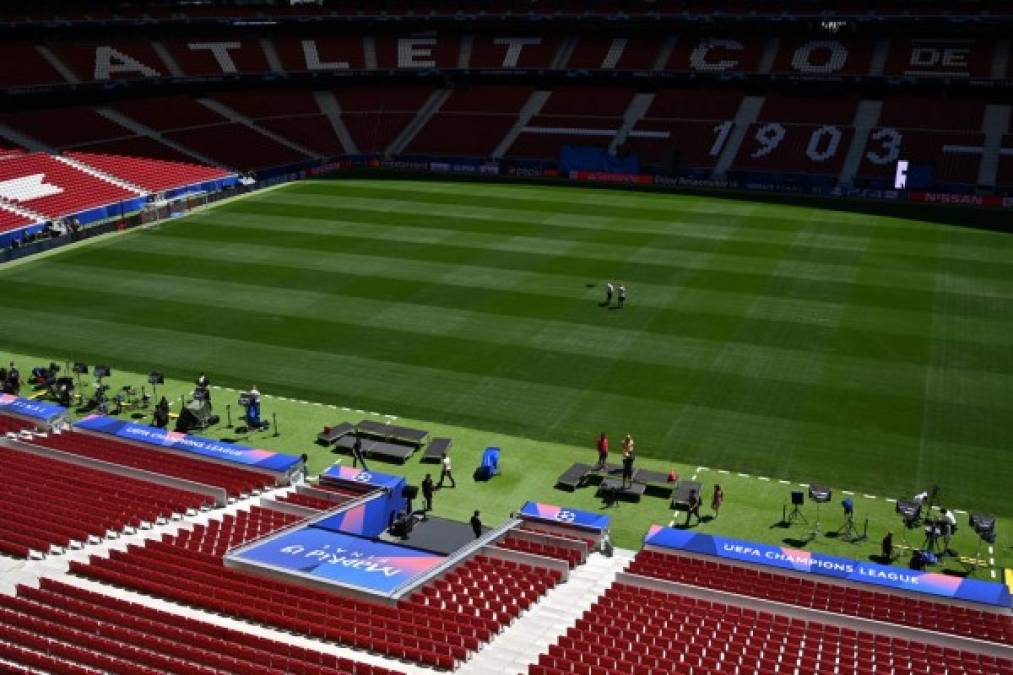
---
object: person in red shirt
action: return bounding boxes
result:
[596,432,609,469]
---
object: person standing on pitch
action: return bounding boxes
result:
[437,452,456,488]
[621,445,635,489]
[711,484,724,518]
[686,489,702,527]
[605,281,614,306]
[618,283,626,309]
[470,510,483,538]
[596,432,609,469]
[352,435,369,471]
[422,474,435,513]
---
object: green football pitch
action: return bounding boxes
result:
[2,178,1011,541]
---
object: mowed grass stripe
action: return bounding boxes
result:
[153,217,1013,324]
[32,261,1013,409]
[289,181,969,246]
[226,191,1013,277]
[306,178,951,231]
[291,180,1013,261]
[187,208,1013,300]
[50,240,1013,370]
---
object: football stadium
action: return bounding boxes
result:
[0,2,1011,674]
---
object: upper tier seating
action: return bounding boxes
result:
[72,507,563,670]
[110,96,226,131]
[163,39,269,76]
[27,431,274,498]
[628,549,1013,645]
[67,152,231,192]
[406,86,533,157]
[0,153,138,219]
[0,108,133,150]
[0,41,66,88]
[530,582,1013,675]
[50,41,170,81]
[164,123,311,171]
[3,578,404,675]
[0,446,210,558]
[469,34,561,68]
[565,35,660,70]
[273,35,366,71]
[374,33,460,69]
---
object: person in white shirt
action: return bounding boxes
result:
[437,452,456,488]
[913,490,928,505]
[941,508,957,551]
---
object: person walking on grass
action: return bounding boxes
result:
[618,283,626,309]
[605,281,614,306]
[686,489,702,527]
[437,452,456,488]
[711,484,724,518]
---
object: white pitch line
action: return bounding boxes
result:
[863,494,877,499]
[885,498,896,503]
[354,409,365,414]
[954,509,966,514]
[989,546,994,555]
[697,467,709,472]
[991,571,997,579]
[778,480,790,485]
[757,476,769,481]
[842,491,854,495]
[798,483,809,488]
[341,407,351,412]
[718,470,729,475]
[737,473,750,478]
[327,404,338,409]
[312,402,322,406]
[989,558,995,566]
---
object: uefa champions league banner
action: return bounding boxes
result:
[321,464,406,492]
[232,526,445,594]
[519,501,611,532]
[0,394,66,422]
[645,525,1011,608]
[312,496,402,538]
[73,415,300,473]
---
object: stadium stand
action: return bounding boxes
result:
[0,107,134,150]
[0,445,211,558]
[0,205,35,234]
[26,431,275,499]
[66,152,231,192]
[0,414,36,435]
[495,534,585,569]
[2,579,403,675]
[529,582,1013,675]
[0,153,139,218]
[70,507,564,669]
[627,548,1013,645]
[273,491,344,511]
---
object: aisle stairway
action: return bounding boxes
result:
[456,548,636,674]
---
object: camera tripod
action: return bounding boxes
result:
[837,514,868,543]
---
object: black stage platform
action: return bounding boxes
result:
[377,515,486,556]
[671,480,703,510]
[597,478,646,501]
[557,462,675,499]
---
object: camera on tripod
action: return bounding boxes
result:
[970,513,996,544]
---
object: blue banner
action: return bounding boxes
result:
[645,525,1011,608]
[0,394,66,423]
[519,501,610,533]
[312,492,405,538]
[231,526,445,594]
[73,415,300,473]
[560,145,639,175]
[320,463,406,492]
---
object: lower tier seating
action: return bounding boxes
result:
[0,446,210,559]
[0,152,138,219]
[274,491,346,511]
[67,152,232,192]
[530,582,1013,675]
[0,413,36,435]
[28,431,275,498]
[1,578,402,675]
[70,507,562,670]
[496,534,583,568]
[628,549,1013,646]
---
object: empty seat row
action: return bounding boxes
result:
[628,549,1013,645]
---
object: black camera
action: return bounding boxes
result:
[94,365,111,378]
[970,513,996,543]
[148,371,164,385]
[72,362,88,374]
[809,485,831,503]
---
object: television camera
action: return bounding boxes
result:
[238,388,268,430]
[1,362,21,395]
[52,377,75,407]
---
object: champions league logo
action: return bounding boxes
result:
[555,510,576,524]
[354,472,373,483]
